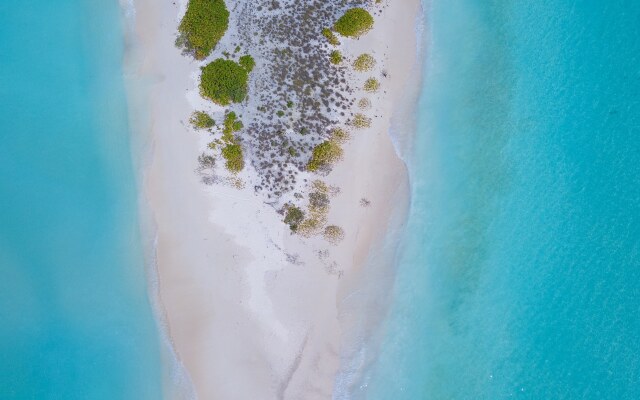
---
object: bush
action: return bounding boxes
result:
[353,54,376,72]
[238,54,255,72]
[334,8,374,38]
[177,0,229,60]
[221,143,244,172]
[284,206,305,232]
[322,28,340,45]
[351,113,372,129]
[307,141,343,171]
[200,59,249,105]
[323,225,345,244]
[330,50,343,65]
[190,111,215,129]
[364,77,380,93]
[331,127,349,143]
[358,97,371,109]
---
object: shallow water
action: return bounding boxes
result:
[362,0,640,398]
[0,1,163,398]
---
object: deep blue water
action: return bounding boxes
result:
[364,0,640,398]
[0,1,163,398]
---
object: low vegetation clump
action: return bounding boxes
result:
[331,128,349,144]
[353,54,376,72]
[322,28,340,46]
[364,77,380,93]
[221,143,243,172]
[334,8,374,38]
[219,111,244,172]
[190,111,215,129]
[351,113,372,129]
[238,54,255,72]
[323,225,345,244]
[330,50,343,65]
[358,98,371,110]
[176,0,229,60]
[307,141,343,171]
[284,206,305,232]
[200,58,250,105]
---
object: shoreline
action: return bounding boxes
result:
[123,0,424,398]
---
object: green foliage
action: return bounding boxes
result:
[200,58,249,105]
[358,97,371,109]
[307,141,343,171]
[239,54,255,72]
[322,28,340,45]
[331,127,349,143]
[221,143,244,172]
[334,8,374,38]
[286,100,294,108]
[190,111,215,129]
[364,77,380,93]
[277,110,285,117]
[353,54,376,72]
[219,111,244,172]
[177,0,229,60]
[284,206,305,232]
[352,113,372,129]
[323,225,345,244]
[330,50,343,65]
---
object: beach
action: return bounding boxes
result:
[126,0,422,398]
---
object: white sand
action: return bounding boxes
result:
[126,0,423,398]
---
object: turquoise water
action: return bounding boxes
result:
[363,0,640,398]
[0,1,163,398]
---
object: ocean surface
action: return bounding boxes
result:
[361,0,640,399]
[0,0,163,398]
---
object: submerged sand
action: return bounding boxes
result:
[125,0,423,398]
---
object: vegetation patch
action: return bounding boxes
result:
[177,0,229,60]
[364,77,380,93]
[284,206,305,232]
[331,127,349,144]
[323,225,345,244]
[330,50,343,65]
[219,111,244,172]
[358,98,371,110]
[307,140,343,171]
[200,58,250,105]
[239,54,256,72]
[190,111,215,129]
[351,113,372,129]
[353,54,376,72]
[334,8,374,38]
[322,28,340,45]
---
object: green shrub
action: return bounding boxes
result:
[190,111,215,129]
[353,54,376,72]
[334,8,374,38]
[351,113,372,129]
[307,141,343,171]
[358,97,371,109]
[364,77,380,93]
[200,59,249,105]
[238,54,255,72]
[322,28,340,45]
[330,50,343,65]
[331,127,350,143]
[221,143,244,172]
[323,225,345,244]
[277,110,285,117]
[284,206,305,232]
[177,0,229,59]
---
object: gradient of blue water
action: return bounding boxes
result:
[363,1,640,398]
[0,1,163,398]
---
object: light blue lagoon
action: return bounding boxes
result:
[0,0,163,398]
[362,0,640,399]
